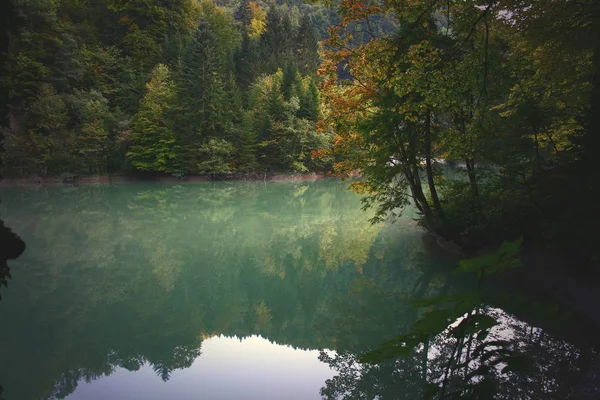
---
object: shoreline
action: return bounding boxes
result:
[0,172,331,186]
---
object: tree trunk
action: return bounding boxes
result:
[465,157,478,198]
[408,125,435,223]
[398,131,434,222]
[424,111,445,224]
[402,161,433,221]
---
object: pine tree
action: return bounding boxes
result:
[298,77,320,122]
[234,115,259,172]
[196,138,234,175]
[260,7,295,73]
[235,33,252,91]
[127,64,178,173]
[161,32,186,71]
[234,0,253,29]
[281,61,301,101]
[296,14,319,75]
[235,33,262,95]
[178,21,228,172]
[223,73,245,135]
[108,0,200,72]
[77,95,111,174]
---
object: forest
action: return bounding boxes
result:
[0,0,337,178]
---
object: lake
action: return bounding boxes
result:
[0,179,595,399]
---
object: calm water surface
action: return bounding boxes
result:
[0,180,595,399]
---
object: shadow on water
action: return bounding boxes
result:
[0,219,27,400]
[0,181,598,399]
[0,221,26,297]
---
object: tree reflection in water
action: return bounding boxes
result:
[321,306,597,399]
[320,239,599,399]
[0,182,598,399]
[0,181,392,399]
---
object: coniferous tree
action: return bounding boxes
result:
[178,21,228,172]
[281,61,301,101]
[77,94,111,174]
[295,14,319,75]
[108,0,200,72]
[161,32,186,71]
[235,33,262,95]
[260,7,295,73]
[235,33,252,91]
[234,0,253,29]
[1,0,330,177]
[127,64,178,173]
[234,114,259,172]
[298,77,320,122]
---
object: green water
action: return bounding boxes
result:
[0,180,593,399]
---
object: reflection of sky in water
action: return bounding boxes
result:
[65,335,336,400]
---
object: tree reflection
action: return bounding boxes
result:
[320,239,599,399]
[0,181,394,399]
[1,182,596,399]
[150,344,201,382]
[319,350,427,399]
[320,306,597,399]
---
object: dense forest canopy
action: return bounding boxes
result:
[0,0,340,178]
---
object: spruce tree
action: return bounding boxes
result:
[235,33,260,93]
[234,115,259,173]
[234,0,253,30]
[127,64,178,173]
[296,15,319,75]
[298,77,320,122]
[260,8,295,73]
[281,61,301,101]
[178,22,228,172]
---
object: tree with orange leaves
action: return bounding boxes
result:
[317,0,577,237]
[318,0,457,228]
